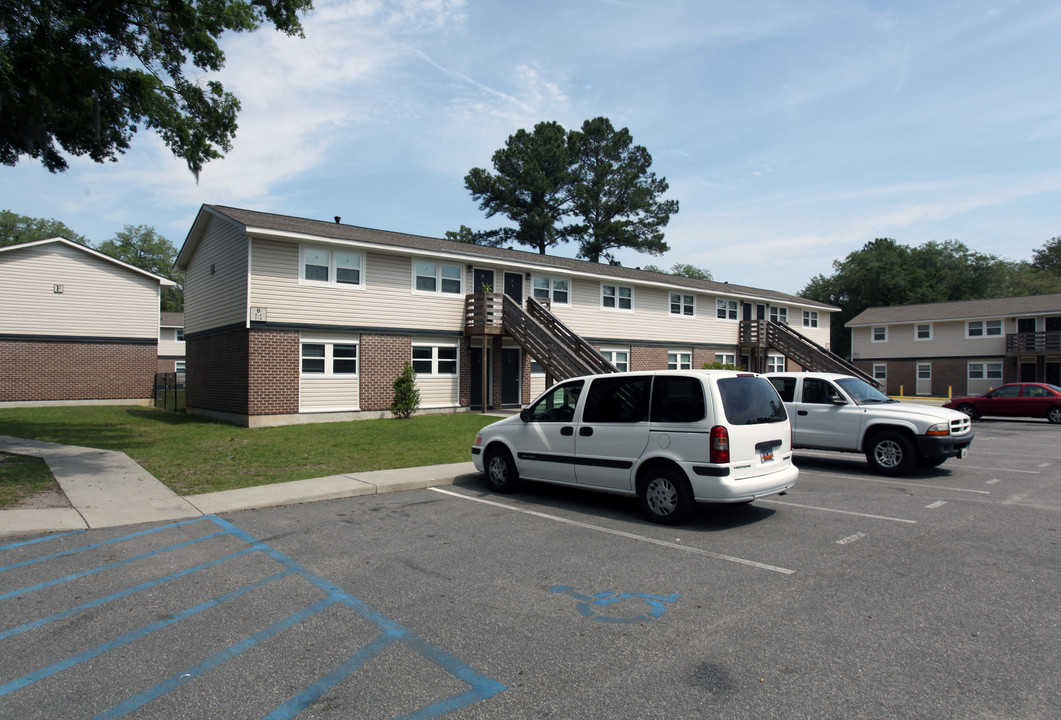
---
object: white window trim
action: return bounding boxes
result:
[300,336,360,377]
[872,326,888,343]
[600,284,634,312]
[411,258,464,296]
[411,341,459,375]
[803,310,819,328]
[599,346,631,372]
[716,353,736,367]
[873,363,887,381]
[667,348,693,371]
[769,306,788,324]
[714,298,736,321]
[531,275,572,306]
[966,320,1002,338]
[299,245,365,289]
[766,354,785,373]
[915,323,933,341]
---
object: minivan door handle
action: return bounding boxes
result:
[560,426,574,436]
[579,427,593,436]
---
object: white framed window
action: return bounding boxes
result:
[533,275,570,305]
[716,353,736,367]
[413,260,463,295]
[176,329,185,342]
[601,284,633,311]
[668,293,695,316]
[411,344,458,375]
[175,360,186,373]
[715,298,736,320]
[968,362,1003,380]
[803,310,819,328]
[667,349,692,370]
[300,246,364,287]
[916,324,932,341]
[967,320,1002,337]
[873,363,887,381]
[769,306,788,323]
[766,355,785,373]
[872,326,887,342]
[599,347,630,372]
[301,341,358,375]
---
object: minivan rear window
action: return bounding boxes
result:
[650,376,706,423]
[718,377,788,425]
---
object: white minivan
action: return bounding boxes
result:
[471,370,798,524]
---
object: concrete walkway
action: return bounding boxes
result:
[0,435,476,538]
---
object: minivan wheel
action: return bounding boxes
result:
[1047,406,1061,424]
[866,431,915,476]
[638,468,692,525]
[484,447,520,493]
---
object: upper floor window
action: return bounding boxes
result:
[803,310,819,328]
[715,298,737,320]
[873,326,887,342]
[670,293,695,316]
[301,246,364,287]
[412,344,458,375]
[301,342,358,375]
[916,324,932,340]
[601,284,633,310]
[176,329,185,342]
[770,306,788,324]
[414,260,463,295]
[967,320,1002,337]
[533,275,570,305]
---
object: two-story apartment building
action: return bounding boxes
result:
[0,237,176,405]
[175,205,841,427]
[848,294,1061,397]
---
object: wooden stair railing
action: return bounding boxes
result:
[741,319,879,387]
[503,296,618,379]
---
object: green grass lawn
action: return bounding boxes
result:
[0,406,499,498]
[0,454,60,507]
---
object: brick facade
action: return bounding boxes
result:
[186,328,250,414]
[360,334,412,411]
[248,330,299,415]
[0,339,156,402]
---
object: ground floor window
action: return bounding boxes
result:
[766,355,785,373]
[668,349,692,370]
[300,341,359,376]
[968,361,1002,380]
[873,363,887,381]
[599,347,630,372]
[412,344,458,374]
[715,353,736,368]
[300,333,360,413]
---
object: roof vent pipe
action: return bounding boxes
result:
[334,216,341,224]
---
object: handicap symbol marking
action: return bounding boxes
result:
[549,585,680,624]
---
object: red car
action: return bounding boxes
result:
[944,382,1061,423]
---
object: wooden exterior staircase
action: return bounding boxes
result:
[464,293,618,383]
[740,319,879,387]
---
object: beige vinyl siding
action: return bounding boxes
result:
[157,327,185,357]
[300,376,360,412]
[184,216,249,334]
[854,320,1006,359]
[417,376,460,408]
[0,242,159,338]
[250,239,468,331]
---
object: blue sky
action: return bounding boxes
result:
[4,0,1060,294]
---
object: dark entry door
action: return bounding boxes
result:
[470,348,491,410]
[501,349,521,406]
[504,272,523,303]
[1021,362,1037,382]
[473,268,495,294]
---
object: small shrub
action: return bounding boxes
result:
[390,362,421,419]
[702,361,738,370]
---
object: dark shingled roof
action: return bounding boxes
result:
[847,294,1061,326]
[190,205,835,310]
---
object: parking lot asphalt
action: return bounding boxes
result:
[2,419,1060,718]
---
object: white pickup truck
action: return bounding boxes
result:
[765,372,974,475]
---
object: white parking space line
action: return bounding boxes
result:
[759,499,917,524]
[807,471,994,493]
[925,500,947,509]
[836,532,866,545]
[960,465,1040,475]
[986,479,1001,485]
[429,488,795,575]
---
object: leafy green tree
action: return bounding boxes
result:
[567,117,677,263]
[1031,236,1061,274]
[801,238,1014,358]
[97,225,184,311]
[390,363,420,419]
[0,210,89,247]
[464,121,573,255]
[642,262,712,280]
[461,117,678,261]
[0,0,314,178]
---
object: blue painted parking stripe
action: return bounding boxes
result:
[0,546,260,641]
[0,569,293,697]
[262,631,400,720]
[0,531,228,601]
[0,517,208,574]
[0,529,86,552]
[89,597,337,720]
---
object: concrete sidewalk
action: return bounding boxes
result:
[0,435,476,538]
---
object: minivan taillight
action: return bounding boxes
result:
[710,425,730,464]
